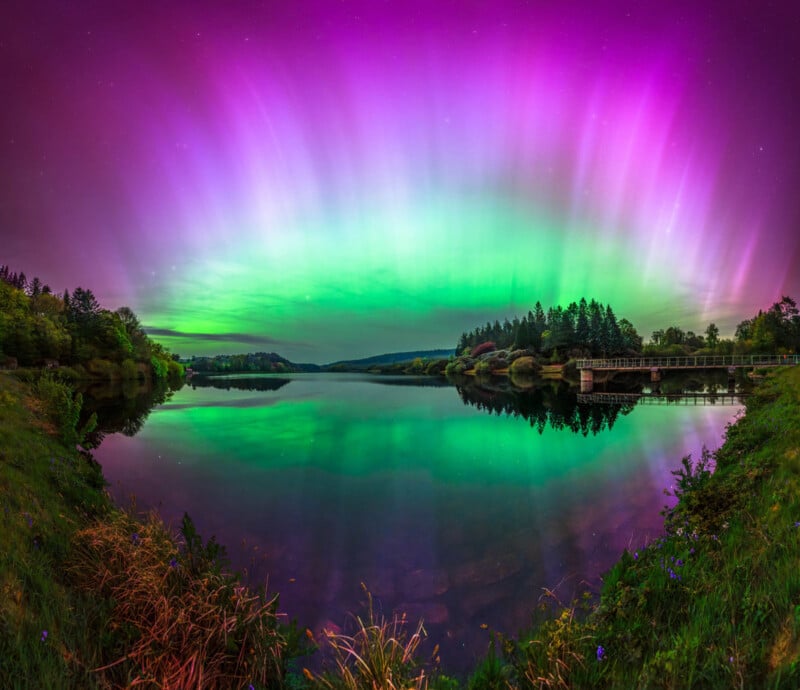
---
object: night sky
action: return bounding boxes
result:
[2,1,799,363]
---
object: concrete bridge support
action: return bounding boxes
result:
[580,368,594,393]
[650,367,661,383]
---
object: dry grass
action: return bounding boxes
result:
[68,511,288,689]
[314,584,428,690]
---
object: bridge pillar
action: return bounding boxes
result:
[580,368,594,393]
[650,367,661,383]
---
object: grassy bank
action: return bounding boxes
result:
[483,365,800,689]
[2,367,800,688]
[0,372,303,688]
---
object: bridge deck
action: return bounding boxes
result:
[576,355,800,370]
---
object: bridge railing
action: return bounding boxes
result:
[575,355,800,370]
[576,392,747,406]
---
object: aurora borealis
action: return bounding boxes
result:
[2,1,799,362]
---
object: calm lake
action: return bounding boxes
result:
[90,373,743,672]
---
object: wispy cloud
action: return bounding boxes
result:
[143,327,311,349]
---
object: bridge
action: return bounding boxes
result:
[575,354,800,391]
[577,392,747,406]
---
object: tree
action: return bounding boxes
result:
[663,326,685,346]
[575,298,590,350]
[619,319,643,352]
[605,305,623,354]
[705,323,720,351]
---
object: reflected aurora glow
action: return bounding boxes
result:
[94,376,740,669]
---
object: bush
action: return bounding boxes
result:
[34,375,96,446]
[150,355,168,379]
[166,359,184,384]
[474,360,492,374]
[509,356,538,375]
[425,358,448,375]
[471,341,496,357]
[121,358,140,380]
[86,358,121,380]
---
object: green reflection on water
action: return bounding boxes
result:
[92,374,740,673]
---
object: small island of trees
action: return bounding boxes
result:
[447,295,800,378]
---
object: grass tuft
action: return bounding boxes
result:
[313,583,428,690]
[67,510,292,689]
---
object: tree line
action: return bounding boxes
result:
[0,263,181,380]
[456,298,643,359]
[646,296,800,356]
[187,352,317,373]
[456,295,800,362]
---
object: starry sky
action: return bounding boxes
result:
[2,1,799,363]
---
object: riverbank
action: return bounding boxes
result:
[0,372,302,688]
[1,367,799,687]
[491,364,800,688]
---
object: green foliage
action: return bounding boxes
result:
[179,512,229,578]
[34,375,95,447]
[0,263,179,379]
[120,358,140,380]
[149,354,167,379]
[456,298,640,364]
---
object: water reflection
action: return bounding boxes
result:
[455,380,635,436]
[87,373,741,673]
[79,379,179,447]
[189,375,293,392]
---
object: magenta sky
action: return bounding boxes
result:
[2,1,799,361]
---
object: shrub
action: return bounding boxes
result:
[425,359,448,375]
[474,360,492,375]
[34,375,96,446]
[86,358,121,380]
[150,355,168,379]
[120,358,140,380]
[471,341,496,357]
[509,356,538,375]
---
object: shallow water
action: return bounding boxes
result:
[92,373,742,672]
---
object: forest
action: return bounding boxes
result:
[456,296,800,361]
[0,264,181,381]
[456,298,643,358]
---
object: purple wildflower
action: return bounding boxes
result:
[169,558,178,568]
[633,551,638,560]
[131,533,140,545]
[597,645,605,661]
[24,513,33,528]
[41,630,48,642]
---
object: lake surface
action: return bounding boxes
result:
[91,373,743,672]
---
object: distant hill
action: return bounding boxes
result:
[185,352,321,373]
[324,349,454,369]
